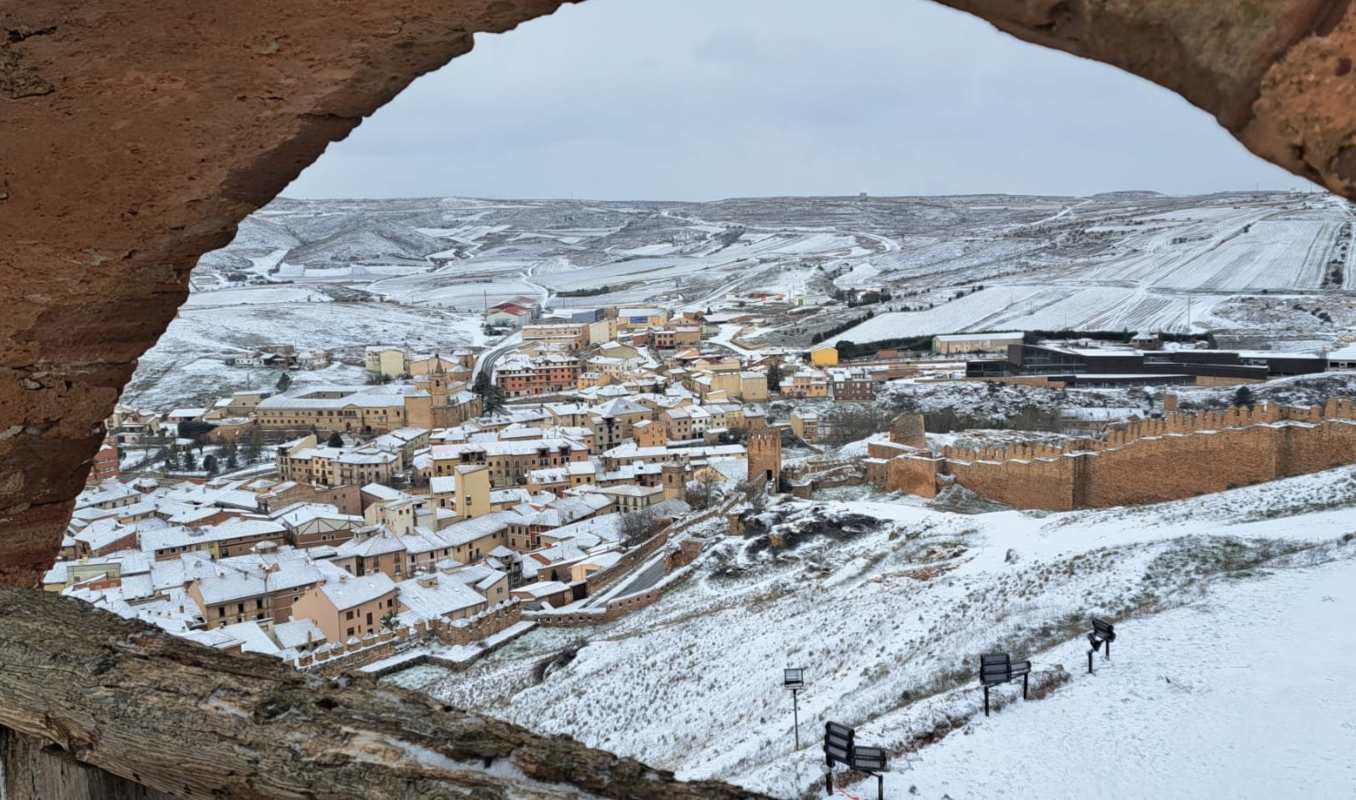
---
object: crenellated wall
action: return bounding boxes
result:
[876,400,1356,510]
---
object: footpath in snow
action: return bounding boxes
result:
[856,557,1356,799]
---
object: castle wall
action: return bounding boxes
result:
[947,454,1077,511]
[1083,426,1279,507]
[871,399,1356,511]
[886,456,941,498]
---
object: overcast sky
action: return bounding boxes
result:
[286,0,1314,201]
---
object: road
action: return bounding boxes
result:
[471,331,521,382]
[609,550,669,596]
[470,262,554,382]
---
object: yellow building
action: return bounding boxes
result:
[616,306,670,331]
[810,344,839,367]
[522,322,590,352]
[364,346,407,378]
[739,371,769,402]
[453,464,491,520]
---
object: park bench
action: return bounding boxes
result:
[979,652,1031,717]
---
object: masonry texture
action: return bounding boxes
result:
[873,400,1356,510]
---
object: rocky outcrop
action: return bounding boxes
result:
[2,1,1354,590]
[0,0,575,585]
[933,1,1356,196]
[0,586,770,799]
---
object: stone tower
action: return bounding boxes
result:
[661,462,686,502]
[747,428,782,489]
[890,413,927,450]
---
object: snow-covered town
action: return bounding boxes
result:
[12,4,1356,796]
[57,258,1356,795]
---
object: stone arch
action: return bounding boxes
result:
[4,0,1356,584]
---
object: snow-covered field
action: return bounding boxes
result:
[125,296,484,409]
[135,190,1356,408]
[386,467,1356,798]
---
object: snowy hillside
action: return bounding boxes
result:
[125,190,1356,409]
[862,557,1356,799]
[386,467,1356,797]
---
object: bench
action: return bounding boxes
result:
[979,653,1032,717]
[1087,617,1117,673]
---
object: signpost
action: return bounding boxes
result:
[784,668,806,750]
[979,653,1031,717]
[1087,617,1117,674]
[851,746,888,800]
[823,721,854,796]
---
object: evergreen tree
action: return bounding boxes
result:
[183,450,197,472]
[203,454,218,476]
[224,442,239,470]
[483,384,506,415]
[1233,385,1256,408]
[165,442,181,471]
[276,372,292,392]
[326,431,344,448]
[766,363,783,392]
[243,428,263,465]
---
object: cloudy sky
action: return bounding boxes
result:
[286,0,1314,201]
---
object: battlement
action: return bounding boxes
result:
[876,398,1356,510]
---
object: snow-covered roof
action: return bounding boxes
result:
[318,573,396,610]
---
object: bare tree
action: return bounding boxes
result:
[620,507,660,547]
[686,469,724,510]
[736,478,768,514]
[820,404,894,445]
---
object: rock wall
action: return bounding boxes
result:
[0,0,574,586]
[933,0,1356,197]
[4,1,1356,587]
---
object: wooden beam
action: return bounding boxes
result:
[0,587,768,799]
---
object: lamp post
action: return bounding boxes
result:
[783,667,805,750]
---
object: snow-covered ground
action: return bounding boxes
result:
[385,465,1356,797]
[862,556,1356,799]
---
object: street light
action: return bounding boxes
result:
[783,668,805,749]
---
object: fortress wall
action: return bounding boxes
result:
[879,401,1356,510]
[1083,426,1281,507]
[887,456,941,498]
[947,455,1076,511]
[1277,420,1356,477]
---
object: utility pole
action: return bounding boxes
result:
[791,686,800,750]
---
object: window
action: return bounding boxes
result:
[346,610,354,620]
[346,627,355,638]
[366,612,373,626]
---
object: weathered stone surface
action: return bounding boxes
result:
[0,0,574,586]
[1,0,1354,591]
[933,0,1356,195]
[0,586,770,799]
